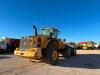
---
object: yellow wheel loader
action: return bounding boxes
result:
[14,25,76,65]
[77,41,96,50]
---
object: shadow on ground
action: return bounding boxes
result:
[0,51,13,55]
[57,54,100,69]
[0,55,12,59]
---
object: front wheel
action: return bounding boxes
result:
[45,41,59,65]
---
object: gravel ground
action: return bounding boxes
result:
[0,50,100,75]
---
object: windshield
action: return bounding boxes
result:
[42,29,59,38]
[20,37,31,51]
[42,29,51,36]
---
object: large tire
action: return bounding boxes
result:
[45,41,59,65]
[62,46,71,58]
[88,47,93,50]
[71,47,76,56]
[98,46,100,49]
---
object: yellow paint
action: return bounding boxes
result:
[14,48,41,58]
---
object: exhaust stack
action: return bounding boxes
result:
[33,25,38,35]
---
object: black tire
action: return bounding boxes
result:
[62,46,71,58]
[88,47,93,50]
[71,47,76,56]
[45,41,59,65]
[98,46,100,49]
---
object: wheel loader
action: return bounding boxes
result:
[14,25,76,65]
[77,41,96,50]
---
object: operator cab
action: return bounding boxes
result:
[41,28,60,39]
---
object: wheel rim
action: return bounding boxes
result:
[52,51,58,61]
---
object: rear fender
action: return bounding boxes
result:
[46,39,59,50]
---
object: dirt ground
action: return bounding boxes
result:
[0,50,100,75]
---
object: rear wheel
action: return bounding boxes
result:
[62,46,71,58]
[71,47,76,56]
[98,46,100,49]
[88,47,93,50]
[45,41,59,65]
